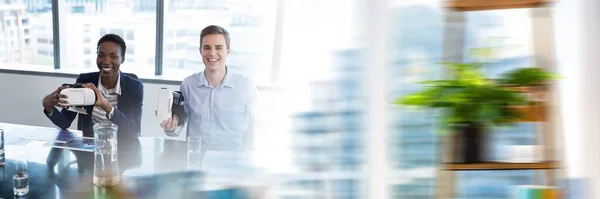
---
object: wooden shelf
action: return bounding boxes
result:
[443,0,553,12]
[443,161,559,171]
[436,3,562,198]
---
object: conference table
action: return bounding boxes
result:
[0,123,267,199]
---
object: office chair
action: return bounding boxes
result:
[123,72,139,80]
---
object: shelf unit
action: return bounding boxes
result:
[435,1,565,198]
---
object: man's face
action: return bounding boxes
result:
[200,34,230,71]
[97,41,122,78]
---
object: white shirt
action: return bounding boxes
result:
[91,73,121,125]
[167,70,259,151]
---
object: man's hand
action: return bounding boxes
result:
[42,86,69,113]
[160,114,179,131]
[82,83,111,112]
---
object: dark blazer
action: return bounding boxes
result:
[45,72,144,137]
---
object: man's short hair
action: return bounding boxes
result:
[200,25,231,49]
[97,34,127,61]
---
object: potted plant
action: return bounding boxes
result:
[392,62,557,163]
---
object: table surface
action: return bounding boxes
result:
[0,123,271,199]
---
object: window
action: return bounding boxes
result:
[126,30,134,40]
[110,29,125,38]
[71,6,85,13]
[127,45,134,54]
[162,0,278,85]
[21,18,28,25]
[165,58,184,68]
[283,0,367,198]
[147,57,155,65]
[279,0,358,87]
[186,45,197,51]
[176,29,186,37]
[63,2,155,73]
[187,29,201,37]
[37,49,53,56]
[387,5,444,194]
[176,42,186,50]
[83,24,90,33]
[24,29,29,35]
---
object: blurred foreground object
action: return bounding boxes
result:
[414,2,566,198]
[394,61,558,162]
[514,185,562,199]
[444,0,554,11]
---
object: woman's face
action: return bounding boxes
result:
[96,41,123,78]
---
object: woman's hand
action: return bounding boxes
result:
[42,86,69,113]
[82,83,112,113]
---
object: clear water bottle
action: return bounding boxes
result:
[93,123,119,186]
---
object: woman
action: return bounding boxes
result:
[42,34,144,138]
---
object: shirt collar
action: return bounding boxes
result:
[222,70,233,88]
[98,71,122,95]
[197,67,233,88]
[198,72,209,87]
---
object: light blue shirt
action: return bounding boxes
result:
[168,70,258,151]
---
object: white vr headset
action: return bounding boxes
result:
[156,88,185,122]
[59,83,97,115]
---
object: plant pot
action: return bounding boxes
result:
[453,122,486,163]
[503,84,548,103]
[507,103,546,122]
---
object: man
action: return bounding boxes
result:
[161,25,258,154]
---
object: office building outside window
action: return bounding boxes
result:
[0,0,48,67]
[162,0,278,85]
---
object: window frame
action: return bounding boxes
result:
[43,0,286,86]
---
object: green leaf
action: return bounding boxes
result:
[393,60,558,135]
[394,94,428,106]
[500,67,559,86]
